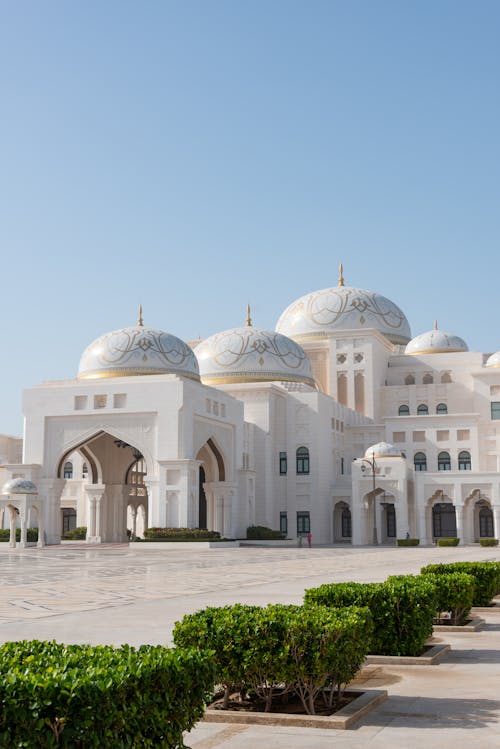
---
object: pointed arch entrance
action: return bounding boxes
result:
[57,430,149,543]
[196,438,228,535]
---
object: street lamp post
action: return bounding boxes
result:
[361,451,378,545]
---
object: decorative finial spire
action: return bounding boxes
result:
[246,304,252,327]
[138,304,144,327]
[434,319,438,330]
[338,262,345,287]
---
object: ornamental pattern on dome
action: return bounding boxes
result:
[195,327,316,387]
[405,325,468,356]
[78,326,200,380]
[364,442,401,458]
[2,478,38,495]
[276,286,411,344]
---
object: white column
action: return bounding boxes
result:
[38,478,66,545]
[223,492,232,538]
[85,485,105,543]
[455,504,464,545]
[145,480,161,527]
[492,505,500,541]
[418,505,429,545]
[215,496,224,535]
[9,506,16,548]
[19,505,27,548]
[35,502,45,547]
[395,492,409,542]
[130,506,137,540]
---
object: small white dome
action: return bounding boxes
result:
[365,442,402,459]
[78,324,200,381]
[195,324,316,388]
[2,478,38,495]
[405,324,468,356]
[486,351,500,368]
[276,270,411,344]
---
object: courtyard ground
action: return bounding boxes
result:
[0,542,499,747]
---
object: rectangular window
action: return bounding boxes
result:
[392,432,405,443]
[279,452,287,475]
[113,394,126,408]
[491,402,500,420]
[457,429,470,441]
[280,512,287,535]
[93,395,107,409]
[340,457,344,475]
[74,395,87,410]
[437,430,449,442]
[412,431,425,442]
[297,511,310,535]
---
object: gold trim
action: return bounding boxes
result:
[200,373,317,388]
[434,319,438,330]
[406,348,465,355]
[486,362,500,368]
[338,262,345,286]
[78,369,200,382]
[138,304,144,327]
[246,304,252,327]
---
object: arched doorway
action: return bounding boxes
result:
[126,456,148,539]
[199,466,207,529]
[432,502,457,538]
[333,501,351,543]
[478,503,494,538]
[196,438,227,534]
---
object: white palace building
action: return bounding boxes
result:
[2,265,500,547]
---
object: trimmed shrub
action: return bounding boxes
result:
[304,576,436,657]
[397,538,420,546]
[0,640,215,748]
[144,527,220,541]
[421,562,500,606]
[423,572,475,624]
[62,526,87,540]
[246,525,285,540]
[0,528,38,542]
[173,603,371,715]
[437,537,460,546]
[480,538,499,547]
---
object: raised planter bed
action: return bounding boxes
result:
[472,597,500,613]
[365,642,450,666]
[203,688,387,730]
[433,617,484,632]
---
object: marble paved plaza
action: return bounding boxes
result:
[1,542,500,747]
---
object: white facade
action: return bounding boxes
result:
[2,274,500,546]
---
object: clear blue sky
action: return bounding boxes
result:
[0,1,499,435]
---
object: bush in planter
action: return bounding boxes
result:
[0,528,39,542]
[144,527,221,541]
[304,576,436,657]
[421,562,500,606]
[62,526,87,540]
[397,538,420,546]
[422,571,475,624]
[480,538,499,547]
[246,525,285,540]
[0,640,215,748]
[173,603,371,715]
[437,537,460,546]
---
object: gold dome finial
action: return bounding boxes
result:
[434,319,438,330]
[338,262,345,287]
[246,304,252,327]
[138,304,144,327]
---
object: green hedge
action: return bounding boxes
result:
[144,527,220,540]
[397,538,420,546]
[421,562,500,606]
[246,525,285,540]
[0,528,38,542]
[173,603,371,715]
[62,527,87,540]
[437,537,460,546]
[0,640,215,748]
[480,538,499,547]
[422,572,475,624]
[304,575,436,657]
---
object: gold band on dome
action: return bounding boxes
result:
[486,362,500,368]
[406,348,465,355]
[78,369,201,382]
[200,373,317,388]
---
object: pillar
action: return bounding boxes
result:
[417,504,430,546]
[9,507,16,548]
[223,491,232,539]
[85,485,105,543]
[455,504,464,545]
[492,505,500,541]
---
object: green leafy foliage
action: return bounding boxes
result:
[0,641,215,748]
[144,527,220,540]
[479,538,499,547]
[246,525,285,540]
[0,528,38,542]
[304,576,436,656]
[422,572,475,624]
[437,537,460,546]
[397,538,420,546]
[173,603,371,715]
[62,527,87,540]
[421,562,500,606]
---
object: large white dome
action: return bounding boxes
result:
[365,442,402,459]
[78,319,200,381]
[194,322,316,388]
[276,269,410,344]
[486,351,500,368]
[405,323,468,356]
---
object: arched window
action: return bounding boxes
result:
[423,373,434,384]
[436,403,448,415]
[458,450,471,470]
[417,404,429,415]
[296,446,310,475]
[398,404,410,416]
[438,451,451,471]
[479,506,494,537]
[441,372,452,383]
[414,452,427,471]
[405,374,415,385]
[63,462,73,479]
[82,462,88,479]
